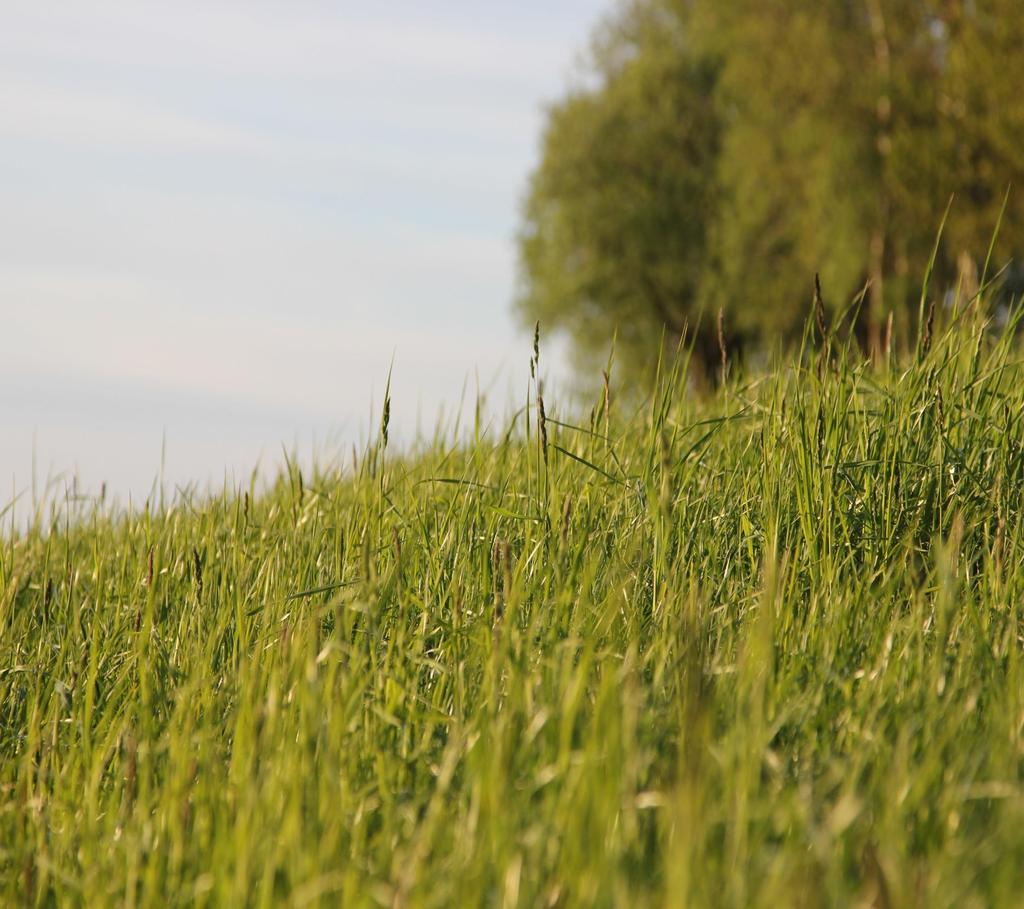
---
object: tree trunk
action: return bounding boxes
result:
[865,0,893,363]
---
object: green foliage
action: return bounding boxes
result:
[4,307,1024,905]
[518,0,1024,376]
[518,0,720,380]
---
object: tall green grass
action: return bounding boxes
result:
[3,304,1024,907]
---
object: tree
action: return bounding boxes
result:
[516,0,721,381]
[701,0,949,352]
[936,0,1024,284]
[518,0,1024,380]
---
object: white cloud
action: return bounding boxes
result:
[0,0,607,504]
[0,79,277,154]
[0,225,519,417]
[0,2,573,86]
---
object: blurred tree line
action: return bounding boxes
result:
[517,0,1024,380]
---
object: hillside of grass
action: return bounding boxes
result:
[3,311,1024,907]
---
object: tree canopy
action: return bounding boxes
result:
[517,0,1024,380]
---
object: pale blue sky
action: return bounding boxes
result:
[1,0,610,508]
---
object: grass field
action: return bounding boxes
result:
[3,308,1024,907]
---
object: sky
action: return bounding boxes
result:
[0,0,610,512]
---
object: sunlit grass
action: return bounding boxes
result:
[3,304,1024,907]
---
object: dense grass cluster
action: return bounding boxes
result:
[3,310,1024,907]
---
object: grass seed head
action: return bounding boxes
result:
[537,392,548,466]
